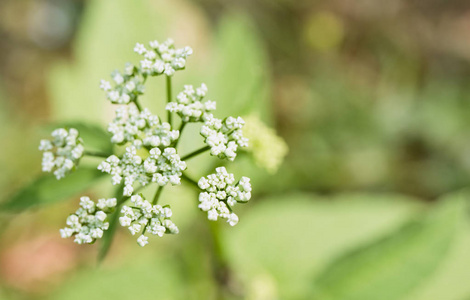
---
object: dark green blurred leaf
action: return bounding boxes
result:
[224,193,423,299]
[2,168,104,212]
[311,192,464,300]
[46,122,113,153]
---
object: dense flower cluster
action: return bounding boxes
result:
[198,167,252,226]
[44,38,256,249]
[135,38,192,77]
[166,84,216,122]
[119,194,178,246]
[100,63,145,105]
[201,114,249,161]
[107,104,179,148]
[98,146,186,196]
[60,196,117,244]
[39,128,84,179]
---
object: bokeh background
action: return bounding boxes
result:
[2,0,470,299]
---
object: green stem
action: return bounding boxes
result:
[134,99,143,112]
[174,122,186,148]
[152,186,164,205]
[181,173,200,189]
[166,75,172,127]
[181,146,211,161]
[84,150,111,158]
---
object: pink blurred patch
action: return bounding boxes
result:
[0,235,79,292]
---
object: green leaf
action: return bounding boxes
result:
[50,254,184,300]
[2,168,105,212]
[46,122,113,153]
[402,219,470,300]
[223,193,424,299]
[210,13,271,122]
[47,0,168,123]
[311,192,465,300]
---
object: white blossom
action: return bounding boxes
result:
[135,38,192,77]
[39,128,84,179]
[98,145,186,196]
[100,67,144,105]
[166,83,216,123]
[60,196,116,244]
[198,167,252,226]
[200,114,248,161]
[120,194,178,246]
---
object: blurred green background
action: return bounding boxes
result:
[2,0,470,299]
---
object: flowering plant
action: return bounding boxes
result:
[39,39,252,247]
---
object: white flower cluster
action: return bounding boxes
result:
[100,63,145,104]
[39,128,84,179]
[119,194,178,247]
[60,196,117,244]
[107,104,179,148]
[134,39,192,77]
[98,146,186,196]
[166,84,216,122]
[198,167,252,226]
[200,115,249,161]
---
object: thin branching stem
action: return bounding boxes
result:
[84,150,111,158]
[181,146,210,161]
[166,75,172,127]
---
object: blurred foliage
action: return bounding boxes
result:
[2,0,470,299]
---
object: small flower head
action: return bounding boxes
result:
[135,39,192,77]
[39,128,84,179]
[166,83,215,123]
[98,145,186,196]
[60,196,116,244]
[200,114,248,161]
[198,167,252,226]
[119,194,178,246]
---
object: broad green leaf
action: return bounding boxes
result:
[46,122,113,153]
[47,0,168,123]
[402,219,470,300]
[210,13,272,123]
[50,254,184,300]
[311,192,465,300]
[223,193,424,299]
[2,168,105,212]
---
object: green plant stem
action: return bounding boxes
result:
[152,186,164,205]
[181,172,199,189]
[134,99,143,112]
[166,75,172,127]
[174,122,186,148]
[84,150,111,158]
[181,146,211,161]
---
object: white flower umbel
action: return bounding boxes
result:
[200,114,249,161]
[39,128,84,179]
[198,167,252,226]
[119,194,178,247]
[108,104,179,148]
[166,83,216,123]
[135,39,192,77]
[98,146,186,196]
[60,196,117,244]
[100,63,145,105]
